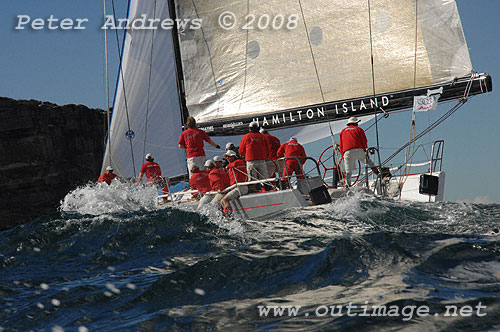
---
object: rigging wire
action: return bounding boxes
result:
[297,0,325,102]
[366,0,382,161]
[398,0,420,195]
[142,0,158,164]
[357,72,477,185]
[111,0,137,178]
[237,0,251,114]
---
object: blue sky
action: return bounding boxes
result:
[1,1,498,203]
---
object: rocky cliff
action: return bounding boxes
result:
[0,97,107,230]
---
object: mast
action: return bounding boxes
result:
[103,0,111,167]
[166,0,190,129]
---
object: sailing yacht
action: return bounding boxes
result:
[101,0,491,218]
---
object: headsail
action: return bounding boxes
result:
[172,0,491,135]
[102,0,187,178]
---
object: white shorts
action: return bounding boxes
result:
[266,160,280,178]
[198,193,214,207]
[343,149,375,173]
[187,156,206,177]
[210,193,225,205]
[225,185,249,200]
[246,160,269,180]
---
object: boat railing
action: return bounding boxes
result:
[430,140,444,174]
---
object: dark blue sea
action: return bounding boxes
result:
[1,183,500,332]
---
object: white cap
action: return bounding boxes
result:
[106,166,114,171]
[225,150,237,157]
[249,121,259,128]
[290,137,297,142]
[225,142,234,149]
[145,153,153,160]
[204,160,215,167]
[347,116,360,125]
[213,155,223,162]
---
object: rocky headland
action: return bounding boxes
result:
[0,97,107,230]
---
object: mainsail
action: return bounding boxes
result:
[173,0,491,135]
[102,0,491,178]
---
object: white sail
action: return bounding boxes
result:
[102,0,187,178]
[174,0,472,124]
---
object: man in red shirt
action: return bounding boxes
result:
[189,165,211,196]
[197,160,216,207]
[221,150,249,214]
[136,153,163,186]
[260,127,281,178]
[277,137,307,184]
[339,116,379,187]
[178,116,220,177]
[239,122,270,181]
[197,159,231,208]
[98,166,118,185]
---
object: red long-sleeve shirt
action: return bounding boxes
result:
[227,159,247,185]
[339,125,368,155]
[98,172,118,185]
[189,170,211,194]
[264,133,281,160]
[277,141,306,161]
[239,132,269,161]
[209,168,230,192]
[178,128,211,158]
[139,161,162,184]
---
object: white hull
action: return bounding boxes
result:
[229,189,308,220]
[164,170,445,220]
[394,171,445,202]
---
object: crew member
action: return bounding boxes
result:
[189,165,211,197]
[223,142,241,167]
[136,153,163,186]
[338,116,379,187]
[260,127,281,178]
[277,137,306,184]
[220,150,248,214]
[225,142,241,158]
[178,116,220,177]
[239,122,270,181]
[98,166,118,185]
[198,160,217,207]
[207,159,230,206]
[213,155,224,169]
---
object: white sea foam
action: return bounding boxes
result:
[60,181,160,215]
